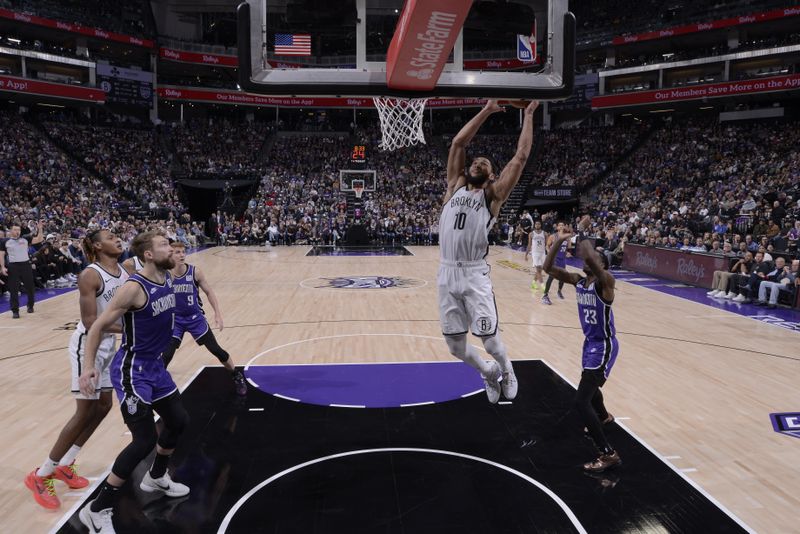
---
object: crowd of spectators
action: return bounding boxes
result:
[570,116,800,306]
[42,119,183,214]
[167,119,274,176]
[3,0,153,38]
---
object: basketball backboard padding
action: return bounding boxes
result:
[237,1,575,100]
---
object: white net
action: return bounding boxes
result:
[373,96,429,151]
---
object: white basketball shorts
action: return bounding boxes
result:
[531,253,546,268]
[69,328,116,399]
[437,260,498,337]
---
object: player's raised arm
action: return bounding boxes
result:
[489,101,539,213]
[544,227,582,286]
[446,100,505,199]
[576,216,615,302]
[194,266,224,331]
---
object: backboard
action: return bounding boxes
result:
[340,169,377,192]
[237,0,575,100]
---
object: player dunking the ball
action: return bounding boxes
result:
[439,99,539,403]
[544,215,621,472]
[161,240,247,395]
[25,229,128,510]
[78,232,190,533]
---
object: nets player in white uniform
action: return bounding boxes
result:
[439,99,539,403]
[524,220,547,291]
[25,229,128,510]
[122,253,144,275]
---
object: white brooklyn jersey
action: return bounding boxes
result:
[531,230,546,254]
[77,263,129,333]
[439,186,495,262]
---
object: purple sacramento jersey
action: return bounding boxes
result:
[111,272,177,405]
[172,264,210,342]
[575,277,619,378]
[555,239,568,269]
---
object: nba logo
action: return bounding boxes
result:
[770,413,800,439]
[517,31,536,63]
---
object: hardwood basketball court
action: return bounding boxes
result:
[1,245,797,532]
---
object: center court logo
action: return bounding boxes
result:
[770,413,800,439]
[304,276,426,290]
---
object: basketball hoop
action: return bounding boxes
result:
[373,96,429,151]
[353,183,365,199]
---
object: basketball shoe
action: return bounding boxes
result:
[24,469,60,509]
[79,501,115,533]
[140,471,190,497]
[482,361,502,404]
[541,294,552,305]
[557,290,564,299]
[501,368,518,400]
[583,450,621,473]
[53,462,89,489]
[232,369,248,396]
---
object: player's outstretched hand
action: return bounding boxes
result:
[484,100,505,114]
[79,368,98,397]
[558,226,573,241]
[525,100,540,115]
[578,215,592,232]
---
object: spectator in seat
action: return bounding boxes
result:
[752,219,769,239]
[755,257,795,308]
[709,252,752,299]
[733,252,773,303]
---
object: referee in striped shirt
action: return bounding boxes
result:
[0,221,44,318]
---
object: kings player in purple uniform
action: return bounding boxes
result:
[541,221,570,305]
[161,241,246,395]
[78,232,190,533]
[544,215,621,473]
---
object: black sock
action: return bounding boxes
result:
[149,452,170,479]
[91,480,121,511]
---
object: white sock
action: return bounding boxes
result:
[482,335,512,374]
[36,458,59,477]
[58,445,82,466]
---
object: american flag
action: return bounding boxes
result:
[274,33,311,56]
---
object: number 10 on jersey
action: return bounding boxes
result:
[454,213,467,230]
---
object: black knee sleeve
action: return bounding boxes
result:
[154,392,189,450]
[112,416,157,480]
[197,330,230,363]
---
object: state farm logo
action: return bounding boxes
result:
[697,23,714,30]
[738,15,756,23]
[163,88,182,97]
[408,11,459,78]
[163,49,181,59]
[676,258,705,282]
[202,55,219,64]
[14,13,32,22]
[407,68,433,80]
[634,251,657,272]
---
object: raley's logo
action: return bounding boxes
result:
[770,413,800,439]
[677,258,705,282]
[202,55,219,64]
[634,251,658,272]
[163,49,181,59]
[697,23,714,30]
